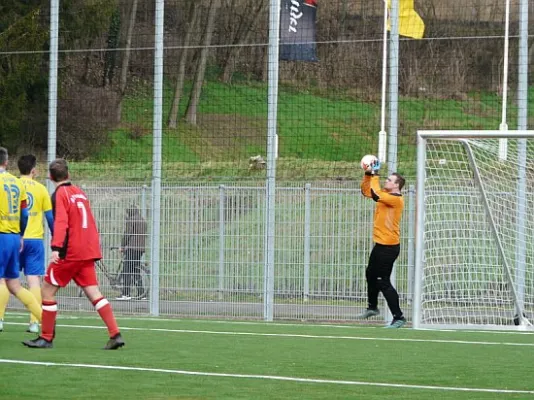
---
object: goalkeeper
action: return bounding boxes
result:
[359,158,407,328]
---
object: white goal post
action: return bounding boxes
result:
[413,130,534,331]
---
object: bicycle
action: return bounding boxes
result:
[79,247,150,300]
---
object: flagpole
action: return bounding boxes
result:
[387,0,400,174]
[499,0,511,160]
[378,0,389,163]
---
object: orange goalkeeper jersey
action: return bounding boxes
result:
[360,174,404,245]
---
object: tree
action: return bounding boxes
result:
[60,0,118,85]
[220,0,265,83]
[116,0,139,122]
[185,0,220,125]
[0,5,48,150]
[168,1,199,129]
[103,6,122,87]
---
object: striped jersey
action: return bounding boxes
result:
[0,170,28,234]
[20,176,52,239]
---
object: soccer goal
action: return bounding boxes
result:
[413,130,534,331]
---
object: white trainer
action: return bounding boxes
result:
[27,322,39,334]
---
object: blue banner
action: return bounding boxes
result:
[280,0,318,62]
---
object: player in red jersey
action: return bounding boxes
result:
[23,159,124,349]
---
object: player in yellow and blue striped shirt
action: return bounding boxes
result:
[0,148,42,333]
[0,155,53,333]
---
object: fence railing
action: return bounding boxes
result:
[13,182,414,321]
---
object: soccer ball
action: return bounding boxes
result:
[360,154,378,172]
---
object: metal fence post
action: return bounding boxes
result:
[141,185,147,219]
[149,0,165,317]
[219,185,226,300]
[303,183,312,301]
[46,1,59,272]
[263,0,281,322]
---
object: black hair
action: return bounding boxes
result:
[18,154,37,175]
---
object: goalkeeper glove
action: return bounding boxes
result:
[370,159,381,175]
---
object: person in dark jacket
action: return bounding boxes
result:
[117,206,147,300]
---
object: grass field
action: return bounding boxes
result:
[74,81,534,182]
[1,313,534,399]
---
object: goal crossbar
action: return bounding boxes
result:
[418,130,534,139]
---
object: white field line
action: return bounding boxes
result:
[8,312,534,336]
[1,359,533,395]
[5,321,534,347]
[6,312,376,329]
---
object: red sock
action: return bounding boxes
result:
[41,300,57,342]
[92,297,120,338]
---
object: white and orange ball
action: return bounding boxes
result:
[360,154,378,172]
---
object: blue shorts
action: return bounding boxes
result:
[0,233,21,279]
[20,239,45,276]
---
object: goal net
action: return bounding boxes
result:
[413,131,534,330]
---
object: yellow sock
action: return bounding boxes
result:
[29,286,42,324]
[0,283,9,320]
[15,288,42,322]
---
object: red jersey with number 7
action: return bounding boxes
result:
[51,182,102,261]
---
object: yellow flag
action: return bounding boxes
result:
[387,0,425,39]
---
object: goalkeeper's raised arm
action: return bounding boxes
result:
[360,157,381,198]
